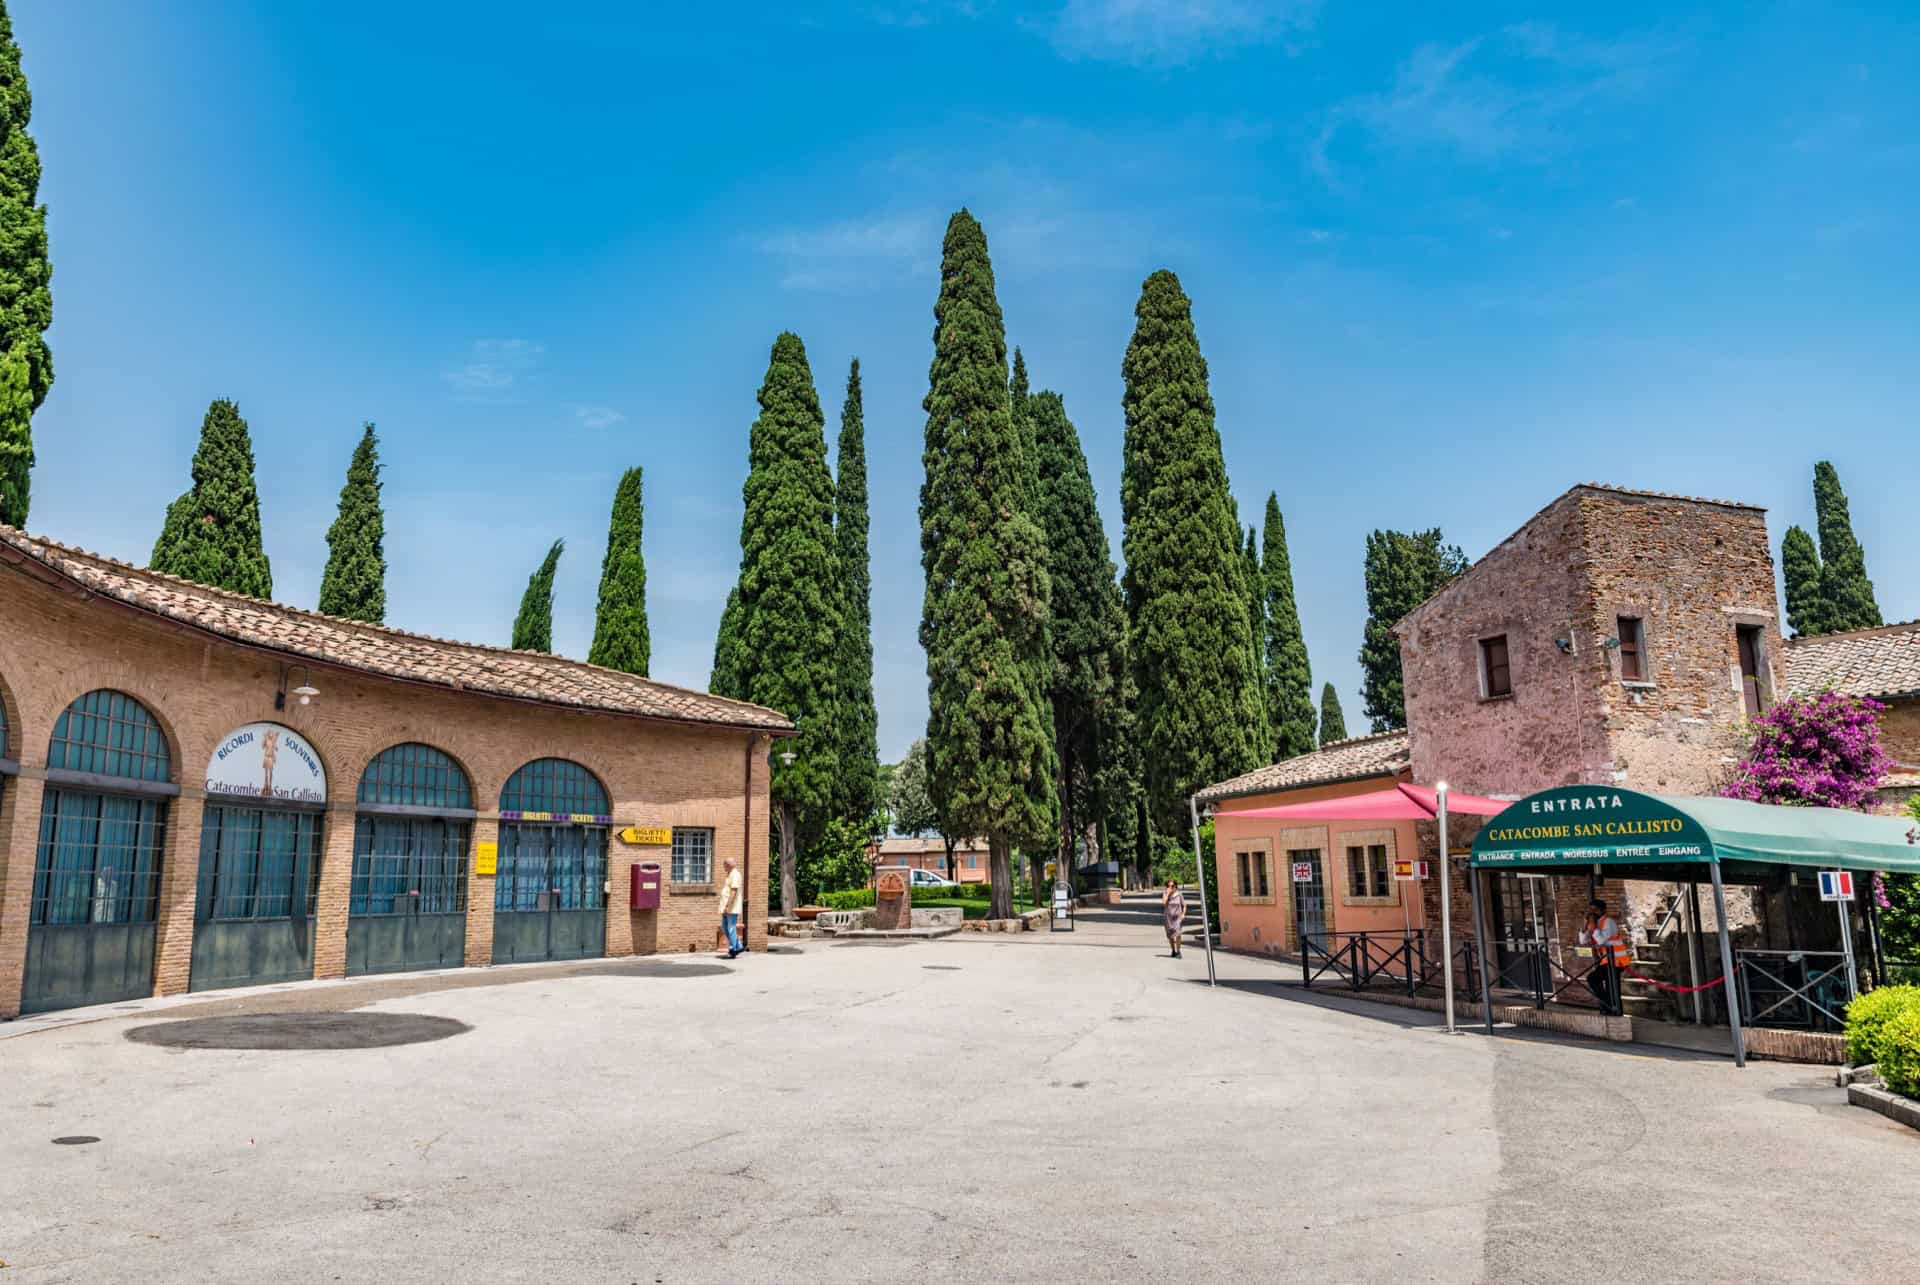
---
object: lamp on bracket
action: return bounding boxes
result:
[275,663,320,711]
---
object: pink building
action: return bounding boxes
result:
[868,835,990,883]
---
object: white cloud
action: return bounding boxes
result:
[1314,24,1680,176]
[758,213,942,291]
[571,405,626,430]
[1049,0,1316,65]
[444,339,544,398]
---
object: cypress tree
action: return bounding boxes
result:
[1263,494,1316,760]
[1242,523,1274,761]
[1031,388,1128,878]
[1780,526,1825,639]
[1009,346,1038,510]
[709,586,744,698]
[728,332,843,915]
[1812,461,1882,632]
[0,343,29,527]
[317,423,386,623]
[1119,269,1263,834]
[1319,682,1348,746]
[1359,528,1466,731]
[832,358,879,824]
[0,5,52,415]
[511,539,563,652]
[588,466,651,675]
[149,399,274,598]
[920,210,1058,920]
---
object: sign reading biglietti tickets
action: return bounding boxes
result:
[1471,786,1712,869]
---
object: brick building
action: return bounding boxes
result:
[0,525,791,1018]
[1784,619,1920,806]
[869,835,990,883]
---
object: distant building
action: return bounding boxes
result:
[1784,619,1920,807]
[868,835,990,883]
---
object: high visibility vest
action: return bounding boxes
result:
[1593,919,1630,967]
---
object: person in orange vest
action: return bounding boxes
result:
[1580,897,1630,1015]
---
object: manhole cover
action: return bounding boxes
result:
[52,1135,99,1145]
[125,1012,471,1051]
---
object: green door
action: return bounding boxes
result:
[346,816,470,976]
[189,806,323,992]
[22,789,167,1014]
[491,822,607,964]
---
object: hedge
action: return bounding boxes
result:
[1843,985,1920,1067]
[1876,1007,1920,1100]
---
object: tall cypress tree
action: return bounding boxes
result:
[1119,269,1263,834]
[920,210,1057,920]
[709,587,744,698]
[1031,388,1128,878]
[1812,461,1881,632]
[1009,346,1038,510]
[1359,528,1466,731]
[0,343,29,527]
[728,333,843,915]
[317,423,386,623]
[588,466,651,675]
[0,4,52,416]
[150,399,274,598]
[1242,523,1275,761]
[1319,682,1348,746]
[511,539,563,651]
[1263,494,1316,760]
[832,358,879,824]
[1781,526,1825,639]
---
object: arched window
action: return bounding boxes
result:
[499,758,609,819]
[351,744,474,927]
[48,689,172,782]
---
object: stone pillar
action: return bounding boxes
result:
[0,772,47,1019]
[151,793,205,997]
[464,817,498,968]
[310,805,355,980]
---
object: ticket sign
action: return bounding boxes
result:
[474,841,499,877]
[1292,862,1315,884]
[1819,870,1855,902]
[619,826,672,846]
[1393,860,1430,881]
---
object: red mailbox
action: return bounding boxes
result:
[630,861,662,911]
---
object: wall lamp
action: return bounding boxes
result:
[275,663,319,710]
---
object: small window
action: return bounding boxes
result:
[671,828,713,884]
[1233,850,1270,900]
[1736,625,1765,718]
[1236,853,1253,898]
[1345,843,1392,899]
[1480,635,1512,698]
[1617,617,1646,681]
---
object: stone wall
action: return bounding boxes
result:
[0,561,773,1018]
[1879,701,1920,768]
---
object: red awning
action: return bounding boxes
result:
[1215,782,1508,821]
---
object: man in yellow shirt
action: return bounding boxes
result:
[718,859,744,958]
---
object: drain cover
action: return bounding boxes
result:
[126,1012,470,1051]
[52,1135,99,1145]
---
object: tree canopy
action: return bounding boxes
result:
[511,539,563,652]
[588,466,651,675]
[1263,495,1316,760]
[1360,528,1467,730]
[317,423,386,623]
[833,358,879,824]
[1319,682,1348,746]
[150,399,274,598]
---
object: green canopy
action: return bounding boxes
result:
[1471,785,1920,881]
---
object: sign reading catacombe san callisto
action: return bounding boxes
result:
[205,722,327,805]
[1472,785,1711,868]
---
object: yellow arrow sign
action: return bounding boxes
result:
[619,826,672,846]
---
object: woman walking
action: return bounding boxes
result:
[1163,880,1187,958]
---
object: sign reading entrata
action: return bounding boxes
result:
[1472,786,1713,868]
[205,722,326,805]
[1292,862,1315,884]
[474,841,498,877]
[618,826,672,846]
[1819,870,1855,902]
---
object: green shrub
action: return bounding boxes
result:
[1875,1006,1920,1100]
[1843,984,1920,1066]
[817,888,876,911]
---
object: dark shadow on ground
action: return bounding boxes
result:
[127,1012,471,1050]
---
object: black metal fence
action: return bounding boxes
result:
[1299,930,1483,999]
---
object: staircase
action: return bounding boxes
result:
[1619,887,1697,1021]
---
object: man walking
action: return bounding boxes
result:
[717,858,744,959]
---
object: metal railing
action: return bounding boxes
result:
[1489,941,1610,1012]
[1735,949,1851,1031]
[1299,930,1483,998]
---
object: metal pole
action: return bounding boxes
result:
[1866,887,1886,989]
[1838,886,1859,1001]
[1468,861,1496,1037]
[1687,881,1708,1025]
[1437,783,1455,1034]
[1188,795,1216,988]
[1709,858,1745,1068]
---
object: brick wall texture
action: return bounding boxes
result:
[0,562,774,1018]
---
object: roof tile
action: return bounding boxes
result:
[1197,730,1410,801]
[1784,621,1920,702]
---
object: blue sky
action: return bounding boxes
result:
[16,1,1919,762]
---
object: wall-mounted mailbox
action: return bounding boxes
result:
[631,861,662,911]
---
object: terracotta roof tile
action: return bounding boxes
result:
[1196,730,1410,802]
[0,524,793,734]
[1784,621,1920,702]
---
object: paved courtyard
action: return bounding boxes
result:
[2,898,1917,1283]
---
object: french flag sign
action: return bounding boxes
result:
[1818,870,1855,902]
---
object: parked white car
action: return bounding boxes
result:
[909,868,959,888]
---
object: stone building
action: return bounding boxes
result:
[1784,619,1920,807]
[869,835,991,884]
[0,525,791,1019]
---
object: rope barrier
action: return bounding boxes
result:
[1623,965,1734,994]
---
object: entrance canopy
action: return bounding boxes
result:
[1217,781,1508,823]
[1471,785,1920,882]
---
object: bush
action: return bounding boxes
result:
[1876,1007,1920,1100]
[1844,984,1920,1067]
[817,888,876,911]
